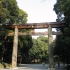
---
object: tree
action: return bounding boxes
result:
[53,0,70,64]
[0,0,6,23]
[0,0,29,64]
[17,9,28,24]
[2,0,19,24]
[0,1,6,62]
[0,0,28,24]
[29,39,39,63]
[29,36,48,63]
[18,36,33,63]
[37,36,48,62]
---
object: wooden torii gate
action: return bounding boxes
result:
[3,22,64,70]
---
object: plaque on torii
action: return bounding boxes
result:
[3,22,64,69]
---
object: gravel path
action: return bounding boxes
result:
[1,64,66,70]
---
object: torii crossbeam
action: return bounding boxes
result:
[3,22,64,29]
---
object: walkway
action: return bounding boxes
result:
[2,64,66,70]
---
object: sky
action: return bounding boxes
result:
[16,0,57,39]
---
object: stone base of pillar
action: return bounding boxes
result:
[48,68,55,70]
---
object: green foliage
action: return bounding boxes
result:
[37,36,48,43]
[17,9,28,24]
[29,36,48,63]
[18,36,33,49]
[18,36,33,63]
[54,35,70,64]
[29,39,40,59]
[0,1,6,23]
[0,0,28,24]
[0,0,28,64]
[2,0,19,24]
[54,0,70,64]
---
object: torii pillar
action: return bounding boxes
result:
[48,25,55,70]
[12,26,18,68]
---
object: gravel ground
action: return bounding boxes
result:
[1,64,66,70]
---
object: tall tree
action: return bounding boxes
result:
[53,0,70,64]
[0,0,29,64]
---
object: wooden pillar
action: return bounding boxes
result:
[48,25,55,70]
[12,26,18,68]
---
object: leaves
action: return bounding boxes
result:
[17,9,28,24]
[29,36,48,62]
[54,0,70,64]
[0,0,28,63]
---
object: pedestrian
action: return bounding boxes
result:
[42,62,45,66]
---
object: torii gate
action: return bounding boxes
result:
[3,22,64,70]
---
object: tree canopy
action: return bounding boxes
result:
[53,0,70,64]
[0,0,29,64]
[29,36,48,63]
